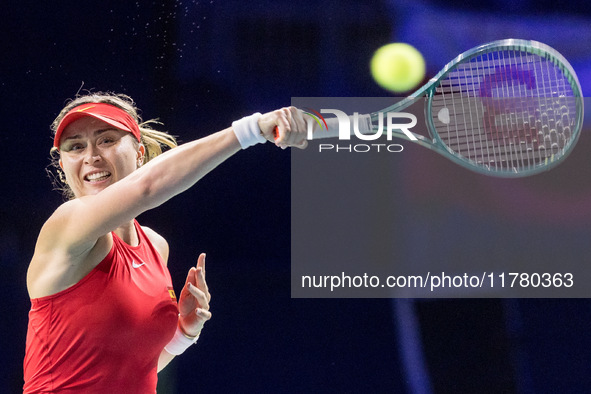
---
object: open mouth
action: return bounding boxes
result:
[85,171,112,183]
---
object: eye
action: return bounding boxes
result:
[66,143,84,152]
[99,134,118,145]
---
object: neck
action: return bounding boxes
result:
[114,220,139,246]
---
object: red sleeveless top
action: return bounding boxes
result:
[24,221,178,393]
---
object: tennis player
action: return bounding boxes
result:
[23,92,308,393]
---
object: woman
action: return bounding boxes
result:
[23,92,308,393]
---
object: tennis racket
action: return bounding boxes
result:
[296,39,584,177]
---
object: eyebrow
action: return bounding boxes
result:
[62,128,118,142]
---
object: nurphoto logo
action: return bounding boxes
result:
[306,108,417,153]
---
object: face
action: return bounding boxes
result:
[58,116,144,198]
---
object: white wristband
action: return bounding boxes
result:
[164,325,200,356]
[232,112,266,149]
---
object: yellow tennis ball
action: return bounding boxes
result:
[370,43,426,92]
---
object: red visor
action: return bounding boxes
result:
[54,103,141,149]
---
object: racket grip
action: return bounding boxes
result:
[273,113,371,141]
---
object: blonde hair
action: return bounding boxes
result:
[48,92,178,199]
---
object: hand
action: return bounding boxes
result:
[258,106,309,149]
[178,253,211,337]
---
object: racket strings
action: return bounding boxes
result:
[431,48,577,173]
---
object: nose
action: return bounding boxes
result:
[83,144,102,165]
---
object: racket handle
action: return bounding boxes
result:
[272,114,371,141]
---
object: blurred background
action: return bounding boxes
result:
[2,0,591,392]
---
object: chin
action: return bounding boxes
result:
[79,181,113,196]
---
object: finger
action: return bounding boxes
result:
[295,139,309,149]
[196,308,212,321]
[195,266,211,302]
[195,267,211,302]
[274,108,292,147]
[179,268,196,304]
[196,253,206,279]
[183,266,197,289]
[282,107,298,147]
[281,107,308,148]
[188,282,210,311]
[283,106,293,127]
[291,109,309,149]
[292,108,307,133]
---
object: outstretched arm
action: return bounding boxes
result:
[37,107,308,262]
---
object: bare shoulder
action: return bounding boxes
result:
[27,198,119,299]
[141,226,170,264]
[38,196,101,256]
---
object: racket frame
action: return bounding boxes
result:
[369,39,584,177]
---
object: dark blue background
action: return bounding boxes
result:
[2,0,591,392]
